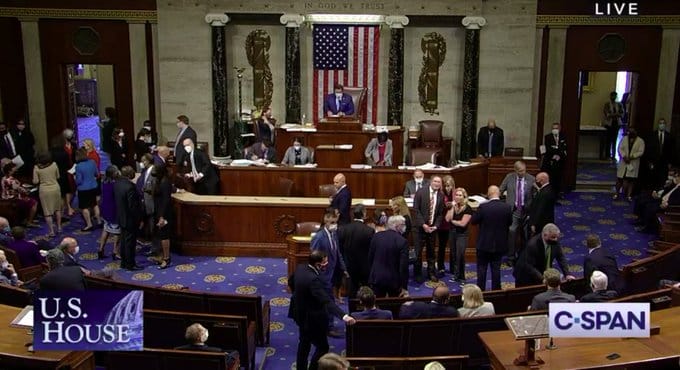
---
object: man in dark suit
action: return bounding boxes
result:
[638,174,680,233]
[541,122,567,197]
[323,84,355,117]
[471,185,512,291]
[513,223,575,287]
[580,271,618,302]
[154,146,170,166]
[528,172,556,236]
[173,115,197,168]
[58,237,88,271]
[182,138,218,195]
[329,173,352,224]
[40,248,86,290]
[476,118,504,158]
[351,286,393,320]
[583,234,620,293]
[644,118,675,189]
[499,161,535,263]
[413,175,445,283]
[114,166,144,271]
[529,268,575,310]
[0,122,17,161]
[399,285,459,319]
[174,324,240,367]
[288,251,356,370]
[403,169,430,198]
[247,140,278,163]
[368,215,409,298]
[338,205,375,298]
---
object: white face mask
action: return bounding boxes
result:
[139,162,145,169]
[118,133,125,138]
[659,123,666,131]
[184,145,193,153]
[328,224,338,231]
[293,144,301,150]
[335,93,342,99]
[0,261,8,269]
[74,246,80,255]
[551,129,559,136]
[415,178,423,184]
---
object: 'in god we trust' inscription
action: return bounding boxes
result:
[304,2,386,10]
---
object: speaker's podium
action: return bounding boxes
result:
[318,116,362,131]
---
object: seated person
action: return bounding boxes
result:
[637,171,680,233]
[281,137,312,166]
[7,226,43,268]
[364,131,393,166]
[579,270,618,302]
[175,323,240,367]
[318,353,351,370]
[458,283,495,317]
[1,162,38,227]
[0,250,21,286]
[39,248,87,291]
[255,107,276,144]
[247,140,277,163]
[0,216,12,246]
[59,237,90,273]
[399,284,459,319]
[323,83,354,117]
[633,168,676,220]
[529,268,576,310]
[351,286,393,320]
[403,169,430,198]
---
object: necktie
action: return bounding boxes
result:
[416,183,421,192]
[190,152,198,178]
[660,132,664,147]
[488,132,493,156]
[516,177,524,209]
[174,129,183,154]
[428,191,435,225]
[336,98,341,111]
[545,245,552,271]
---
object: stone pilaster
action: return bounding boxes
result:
[20,18,48,151]
[385,16,409,125]
[205,13,230,157]
[128,21,149,133]
[281,14,304,124]
[460,16,486,161]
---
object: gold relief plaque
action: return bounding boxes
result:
[418,32,446,115]
[246,30,273,110]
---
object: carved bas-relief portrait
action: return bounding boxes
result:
[418,32,446,115]
[246,29,273,110]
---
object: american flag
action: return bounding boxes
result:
[312,24,380,124]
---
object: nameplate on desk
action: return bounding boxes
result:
[291,236,312,242]
[549,303,650,338]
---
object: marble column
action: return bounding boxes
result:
[280,14,304,124]
[20,18,48,151]
[205,13,230,157]
[655,28,680,123]
[385,16,409,126]
[128,21,149,133]
[460,16,486,161]
[543,26,567,134]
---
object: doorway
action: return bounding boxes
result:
[65,63,115,169]
[575,70,638,191]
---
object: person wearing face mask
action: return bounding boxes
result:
[142,120,158,147]
[367,215,409,298]
[403,169,430,198]
[323,84,355,117]
[59,236,91,276]
[110,128,129,169]
[614,126,645,201]
[476,118,504,158]
[288,250,356,370]
[644,118,675,189]
[97,107,118,154]
[173,115,197,168]
[281,137,313,166]
[513,223,575,287]
[527,172,556,237]
[114,166,144,271]
[540,122,567,198]
[499,161,535,264]
[137,153,157,251]
[637,172,680,234]
[364,131,393,166]
[0,122,17,163]
[310,212,348,337]
[603,91,624,161]
[181,138,218,195]
[10,119,35,177]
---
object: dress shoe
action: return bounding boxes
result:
[327,330,344,338]
[158,259,171,270]
[126,265,144,271]
[112,254,121,261]
[97,250,106,260]
[81,226,94,232]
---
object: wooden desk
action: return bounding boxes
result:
[487,157,540,187]
[0,304,95,370]
[478,306,680,369]
[275,126,404,168]
[214,162,489,199]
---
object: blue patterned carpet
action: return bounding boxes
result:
[577,160,617,183]
[24,191,654,369]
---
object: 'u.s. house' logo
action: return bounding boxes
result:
[549,303,649,338]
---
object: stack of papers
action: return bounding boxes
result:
[293,163,318,168]
[469,195,489,204]
[337,144,353,150]
[350,164,371,169]
[231,159,254,166]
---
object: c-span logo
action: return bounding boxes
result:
[549,303,649,338]
[34,290,143,350]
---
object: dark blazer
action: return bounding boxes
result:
[579,290,618,302]
[477,126,504,157]
[413,186,445,228]
[11,128,35,167]
[186,148,218,195]
[153,154,166,167]
[528,183,556,231]
[368,229,409,292]
[530,289,575,310]
[645,129,674,165]
[110,140,129,169]
[352,308,393,320]
[173,126,198,168]
[330,186,352,224]
[541,134,567,170]
[63,252,87,269]
[154,178,174,220]
[583,247,621,292]
[338,220,375,282]
[514,234,569,286]
[403,178,430,198]
[288,264,346,326]
[470,199,512,254]
[40,266,86,291]
[248,143,278,163]
[114,178,142,229]
[323,93,355,116]
[499,173,535,210]
[399,301,459,319]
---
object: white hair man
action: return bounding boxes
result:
[579,271,618,302]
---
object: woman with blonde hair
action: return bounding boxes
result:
[389,195,411,238]
[458,283,495,317]
[445,187,472,283]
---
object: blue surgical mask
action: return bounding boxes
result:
[2,226,9,233]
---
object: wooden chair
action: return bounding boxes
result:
[0,245,47,282]
[318,184,336,197]
[409,147,440,166]
[275,178,294,197]
[295,222,320,236]
[0,282,32,308]
[504,147,524,157]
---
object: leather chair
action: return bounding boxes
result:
[343,87,368,122]
[504,147,524,157]
[276,178,294,197]
[318,184,336,197]
[295,222,321,236]
[409,147,441,166]
[419,120,444,149]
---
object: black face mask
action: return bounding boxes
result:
[546,240,558,246]
[0,130,6,136]
[151,172,159,177]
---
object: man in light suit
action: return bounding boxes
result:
[470,185,512,291]
[338,205,375,298]
[173,115,197,169]
[182,138,218,195]
[323,84,354,117]
[368,215,409,298]
[476,119,504,158]
[329,173,352,224]
[513,223,575,287]
[403,169,430,198]
[364,131,393,166]
[499,161,535,263]
[281,137,313,166]
[413,175,445,283]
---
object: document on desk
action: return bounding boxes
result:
[10,305,34,329]
[361,199,376,206]
[336,144,353,150]
[293,163,318,168]
[469,195,489,204]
